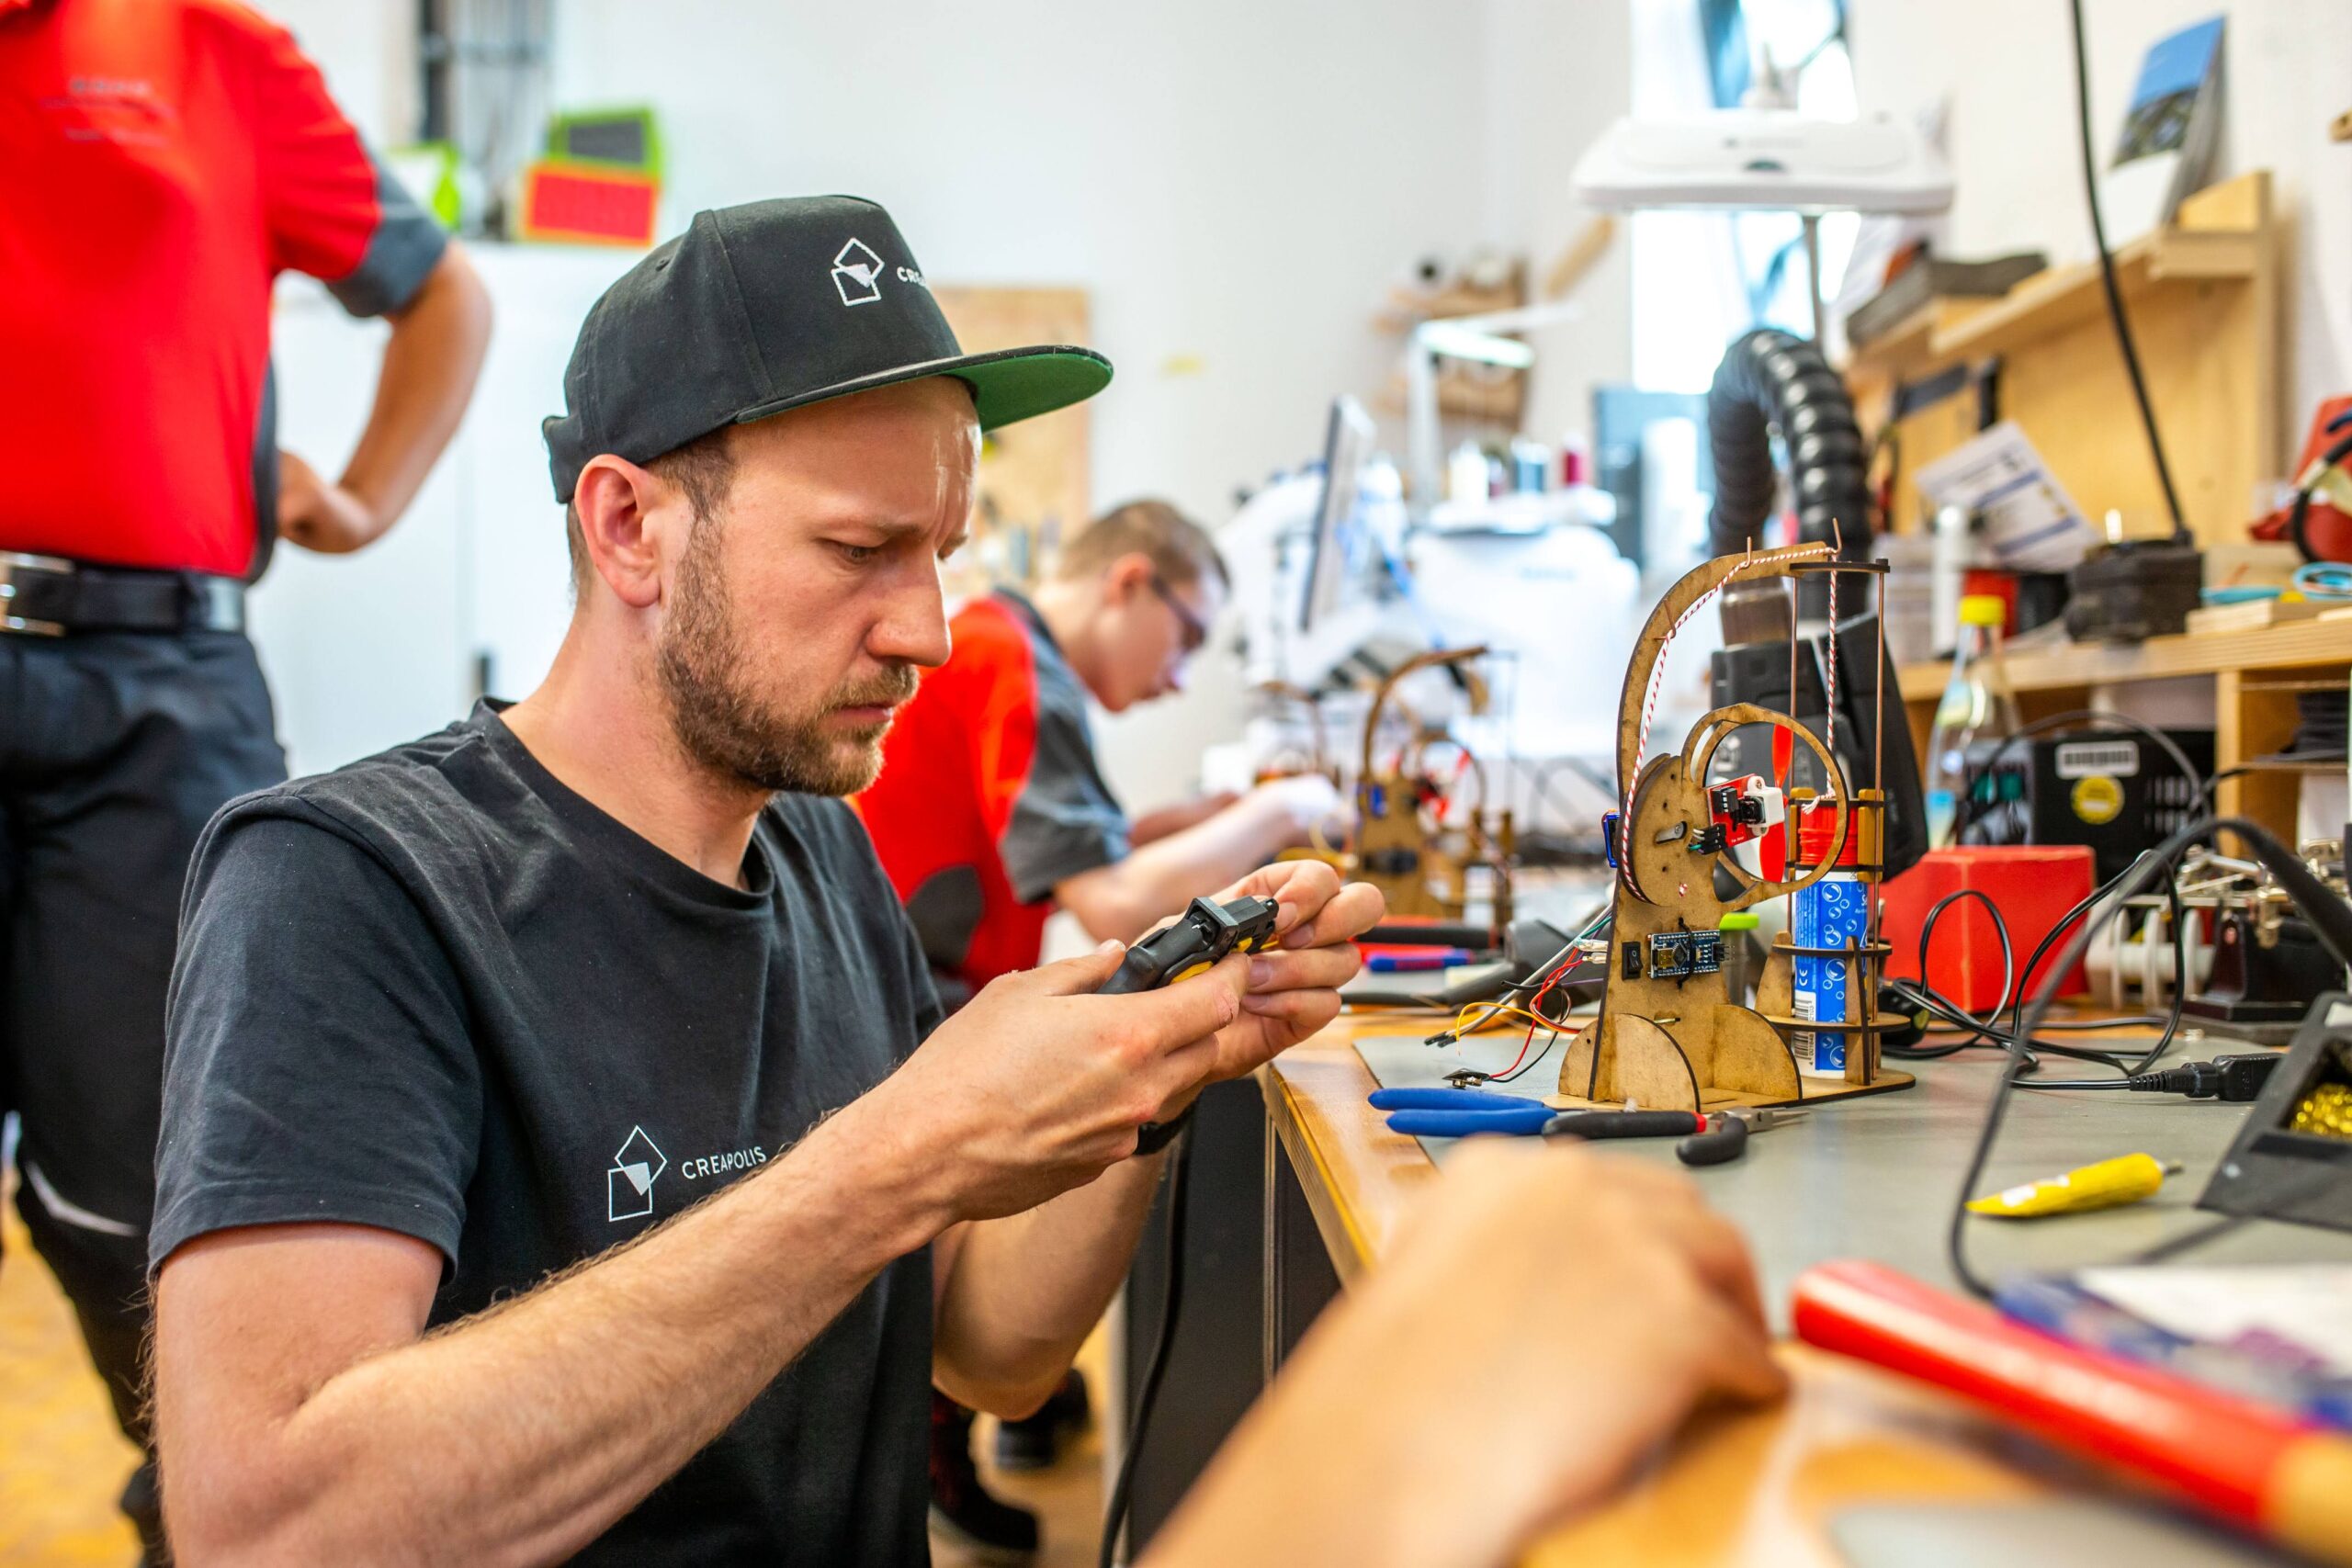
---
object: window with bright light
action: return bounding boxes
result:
[1628,0,1859,393]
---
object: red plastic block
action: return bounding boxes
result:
[1880,845,2095,1013]
[518,162,661,248]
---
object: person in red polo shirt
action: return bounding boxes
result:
[863,500,1342,1006]
[0,0,489,1552]
[858,498,1342,1554]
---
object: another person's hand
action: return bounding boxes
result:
[1248,772,1352,848]
[859,942,1248,1224]
[1149,1142,1786,1568]
[1127,792,1242,847]
[277,449,388,554]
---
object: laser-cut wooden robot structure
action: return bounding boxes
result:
[1349,646,1515,928]
[1559,543,1915,1112]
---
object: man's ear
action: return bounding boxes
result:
[1103,550,1155,604]
[571,457,671,610]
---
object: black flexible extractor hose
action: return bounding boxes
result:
[1704,328,1871,616]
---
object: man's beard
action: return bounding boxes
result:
[655,514,917,795]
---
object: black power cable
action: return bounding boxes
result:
[1099,1132,1193,1568]
[1948,816,2352,1298]
[2069,0,2188,542]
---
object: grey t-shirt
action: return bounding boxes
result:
[154,704,942,1565]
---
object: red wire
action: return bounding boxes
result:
[1489,968,1569,1080]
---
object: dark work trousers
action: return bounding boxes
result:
[1,628,286,1560]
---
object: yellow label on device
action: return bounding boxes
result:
[1967,1153,2170,1217]
[2071,774,2124,825]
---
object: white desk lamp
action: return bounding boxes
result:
[1570,107,1952,342]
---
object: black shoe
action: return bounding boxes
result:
[995,1368,1092,1472]
[930,1392,1039,1562]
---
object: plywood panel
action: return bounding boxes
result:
[933,286,1092,588]
[1855,171,2278,547]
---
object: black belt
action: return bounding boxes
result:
[0,551,244,637]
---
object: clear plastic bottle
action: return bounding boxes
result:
[1923,594,2021,849]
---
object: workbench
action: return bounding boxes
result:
[1250,1009,2352,1567]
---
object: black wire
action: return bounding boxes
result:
[1878,864,2180,1067]
[1487,1022,1566,1086]
[2288,427,2352,563]
[1883,976,2165,1066]
[2069,0,2188,542]
[1897,888,2014,1053]
[1999,848,2190,1077]
[1947,816,2279,1299]
[1099,1133,1193,1568]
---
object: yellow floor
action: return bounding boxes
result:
[0,1156,1103,1567]
[0,1168,142,1567]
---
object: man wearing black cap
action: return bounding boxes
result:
[142,195,1380,1565]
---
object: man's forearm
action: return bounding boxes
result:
[163,1105,944,1568]
[933,1149,1167,1415]
[340,243,491,532]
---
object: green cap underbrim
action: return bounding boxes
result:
[731,344,1113,434]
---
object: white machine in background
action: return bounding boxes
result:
[1219,397,1640,843]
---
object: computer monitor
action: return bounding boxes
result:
[1300,395,1376,633]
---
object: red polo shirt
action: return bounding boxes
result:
[0,0,447,578]
[858,592,1132,1005]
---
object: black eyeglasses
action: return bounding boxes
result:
[1148,574,1208,655]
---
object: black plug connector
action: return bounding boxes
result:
[2128,1052,2282,1100]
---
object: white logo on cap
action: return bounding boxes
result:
[831,239,885,306]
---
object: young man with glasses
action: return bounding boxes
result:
[856,499,1344,1552]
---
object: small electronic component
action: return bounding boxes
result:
[1705,773,1786,850]
[1645,930,1724,981]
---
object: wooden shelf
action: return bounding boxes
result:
[1843,171,2278,547]
[1898,616,2352,704]
[1848,176,2266,384]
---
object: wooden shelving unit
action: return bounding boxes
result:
[1900,615,2352,847]
[1846,171,2279,546]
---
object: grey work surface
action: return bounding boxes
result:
[1356,1027,2352,1332]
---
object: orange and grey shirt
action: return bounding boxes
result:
[858,591,1129,1005]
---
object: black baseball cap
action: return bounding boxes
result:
[543,195,1112,502]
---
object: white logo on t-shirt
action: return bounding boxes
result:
[606,1125,667,1221]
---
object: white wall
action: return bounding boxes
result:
[244,0,1640,807]
[1478,0,1636,448]
[1850,0,2352,440]
[548,1,1500,809]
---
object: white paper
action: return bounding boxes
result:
[1912,421,2092,572]
[2073,1264,2352,1376]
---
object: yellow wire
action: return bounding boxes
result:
[1449,1002,1557,1038]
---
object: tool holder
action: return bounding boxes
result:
[1561,547,1916,1112]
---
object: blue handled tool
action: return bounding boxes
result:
[1368,1086,1557,1137]
[1370,1087,1723,1142]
